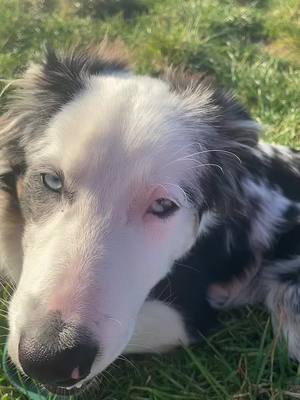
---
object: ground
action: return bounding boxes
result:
[0,0,299,399]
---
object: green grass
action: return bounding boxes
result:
[0,0,300,399]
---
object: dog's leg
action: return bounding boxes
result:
[264,257,300,361]
[124,300,192,354]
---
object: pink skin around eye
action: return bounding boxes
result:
[128,185,170,221]
[143,187,169,221]
[127,184,180,240]
[142,187,178,240]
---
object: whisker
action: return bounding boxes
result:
[0,280,15,296]
[125,342,160,352]
[190,162,224,173]
[164,147,241,170]
[195,146,242,164]
[117,354,139,374]
[153,182,189,205]
[175,262,202,275]
[0,296,10,303]
[0,326,9,331]
[101,367,115,382]
[0,79,16,99]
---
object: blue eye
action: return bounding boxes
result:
[41,173,63,192]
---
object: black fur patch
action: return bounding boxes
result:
[0,172,16,194]
[151,213,256,338]
[266,154,300,202]
[150,270,218,340]
[241,147,300,203]
[276,269,300,285]
[2,45,129,152]
[266,205,300,261]
[38,47,128,115]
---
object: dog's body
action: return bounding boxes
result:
[0,46,300,394]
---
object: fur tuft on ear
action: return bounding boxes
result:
[0,41,130,172]
[164,68,259,146]
[31,41,129,115]
[1,42,129,125]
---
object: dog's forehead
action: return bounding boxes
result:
[39,74,196,186]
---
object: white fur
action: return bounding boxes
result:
[125,300,190,353]
[197,210,219,237]
[7,73,202,382]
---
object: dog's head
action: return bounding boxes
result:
[0,45,259,394]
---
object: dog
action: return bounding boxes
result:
[0,44,300,395]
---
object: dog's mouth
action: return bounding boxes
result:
[44,377,97,397]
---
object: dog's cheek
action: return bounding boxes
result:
[7,290,29,368]
[145,209,198,251]
[144,216,178,243]
[169,209,199,260]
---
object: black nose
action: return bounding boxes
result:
[18,313,98,386]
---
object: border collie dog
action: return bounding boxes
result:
[0,45,300,395]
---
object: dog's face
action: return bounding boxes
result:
[0,47,258,393]
[8,73,201,386]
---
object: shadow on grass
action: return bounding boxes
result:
[209,16,267,43]
[235,0,271,8]
[71,0,150,20]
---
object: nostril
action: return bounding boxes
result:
[18,317,98,386]
[19,336,98,385]
[19,335,98,385]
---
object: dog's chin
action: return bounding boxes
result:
[44,377,97,397]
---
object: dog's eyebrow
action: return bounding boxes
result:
[27,161,61,173]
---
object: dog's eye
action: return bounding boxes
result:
[148,198,179,218]
[41,173,62,192]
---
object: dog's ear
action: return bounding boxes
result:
[0,114,23,194]
[163,69,260,214]
[164,68,259,146]
[11,43,129,125]
[1,43,129,139]
[0,42,130,172]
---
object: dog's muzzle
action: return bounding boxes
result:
[18,312,98,388]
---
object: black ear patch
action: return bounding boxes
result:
[0,43,130,169]
[13,44,129,124]
[4,43,129,127]
[39,45,129,114]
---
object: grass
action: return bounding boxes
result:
[0,0,300,399]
